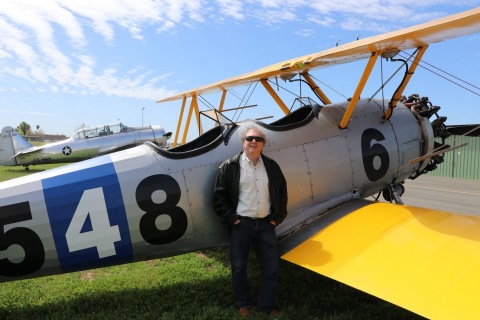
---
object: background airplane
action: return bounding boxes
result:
[0,122,172,169]
[0,7,479,320]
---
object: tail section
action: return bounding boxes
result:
[0,126,33,166]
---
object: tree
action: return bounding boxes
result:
[17,122,31,135]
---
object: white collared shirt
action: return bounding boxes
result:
[236,153,271,218]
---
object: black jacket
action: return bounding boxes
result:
[212,151,288,226]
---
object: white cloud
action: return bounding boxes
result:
[0,0,476,101]
[157,20,176,33]
[0,108,55,117]
[217,0,245,20]
[0,0,184,100]
[61,0,163,41]
[308,15,337,28]
[295,29,315,37]
[253,0,309,9]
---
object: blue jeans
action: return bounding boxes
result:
[228,217,279,313]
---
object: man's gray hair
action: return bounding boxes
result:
[240,125,267,143]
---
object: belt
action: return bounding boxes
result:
[240,215,270,221]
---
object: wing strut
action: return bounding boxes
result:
[173,98,187,147]
[260,79,291,115]
[171,95,207,147]
[302,73,332,105]
[159,8,480,141]
[183,96,202,145]
[384,45,428,121]
[218,89,227,112]
[339,52,379,129]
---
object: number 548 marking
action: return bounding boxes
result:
[0,173,188,278]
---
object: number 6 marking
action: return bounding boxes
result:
[361,128,390,182]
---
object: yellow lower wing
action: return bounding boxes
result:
[282,201,480,320]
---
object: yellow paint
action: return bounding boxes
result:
[158,8,480,104]
[160,7,480,143]
[282,202,480,320]
[302,73,332,105]
[339,52,379,129]
[260,79,290,115]
[384,45,428,120]
[182,98,195,144]
[192,95,202,135]
[173,98,186,147]
[218,90,227,112]
[181,95,203,144]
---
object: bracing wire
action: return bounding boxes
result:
[197,95,215,110]
[309,74,348,99]
[234,81,259,122]
[232,82,253,120]
[380,56,385,109]
[266,78,301,98]
[397,51,480,97]
[197,48,479,127]
[198,81,266,123]
[369,50,418,101]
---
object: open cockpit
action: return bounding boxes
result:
[147,102,322,159]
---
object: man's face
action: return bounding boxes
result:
[242,128,265,160]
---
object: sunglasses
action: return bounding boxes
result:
[244,136,265,143]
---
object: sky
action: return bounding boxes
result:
[1,1,479,140]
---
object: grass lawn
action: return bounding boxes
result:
[0,164,425,320]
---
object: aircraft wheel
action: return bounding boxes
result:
[382,184,405,202]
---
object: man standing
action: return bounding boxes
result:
[213,126,288,317]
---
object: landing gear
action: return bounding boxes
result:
[379,183,405,204]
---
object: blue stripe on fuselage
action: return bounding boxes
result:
[42,156,133,272]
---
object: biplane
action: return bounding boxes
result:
[0,7,480,320]
[0,122,171,169]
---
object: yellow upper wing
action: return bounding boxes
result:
[281,200,480,320]
[158,7,480,103]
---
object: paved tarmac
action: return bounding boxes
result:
[375,175,480,216]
